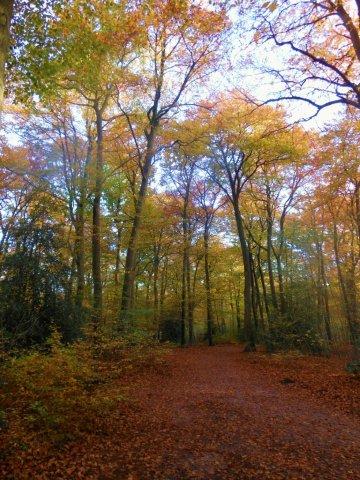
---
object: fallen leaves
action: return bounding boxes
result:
[1,345,360,479]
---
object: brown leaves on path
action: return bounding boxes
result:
[2,345,360,479]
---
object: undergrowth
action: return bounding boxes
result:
[0,330,169,458]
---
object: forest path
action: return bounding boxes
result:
[110,345,360,480]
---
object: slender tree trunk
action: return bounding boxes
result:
[274,253,286,314]
[249,249,259,332]
[180,244,187,346]
[229,288,235,334]
[114,223,122,287]
[145,271,152,307]
[257,249,271,327]
[251,249,265,332]
[180,179,192,346]
[92,106,104,325]
[204,226,214,346]
[158,259,168,339]
[266,187,278,311]
[316,239,332,342]
[235,293,241,339]
[66,255,76,307]
[153,245,160,333]
[120,130,156,325]
[186,251,195,344]
[276,219,287,315]
[0,0,13,105]
[333,223,359,350]
[233,201,256,351]
[113,198,123,288]
[74,202,85,308]
[74,129,92,309]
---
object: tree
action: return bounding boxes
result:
[0,193,80,348]
[0,0,13,105]
[164,149,198,345]
[194,180,222,346]
[118,0,229,324]
[200,95,291,350]
[10,0,139,324]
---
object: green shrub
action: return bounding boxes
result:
[0,329,168,448]
[1,332,116,443]
[0,220,85,349]
[346,360,360,375]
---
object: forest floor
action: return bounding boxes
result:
[3,345,360,480]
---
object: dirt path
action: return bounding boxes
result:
[6,345,359,479]
[110,345,360,480]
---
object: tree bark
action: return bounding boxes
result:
[0,0,13,105]
[186,250,194,345]
[204,226,214,346]
[74,137,92,310]
[251,248,265,332]
[333,223,359,351]
[74,202,85,308]
[158,258,168,339]
[274,216,287,315]
[120,129,156,325]
[266,186,278,312]
[257,249,271,327]
[91,105,104,326]
[249,249,259,332]
[153,244,160,334]
[233,200,256,351]
[316,239,332,342]
[180,242,187,346]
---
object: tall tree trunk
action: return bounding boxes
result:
[257,249,271,327]
[158,259,168,339]
[0,0,13,105]
[113,197,123,288]
[266,187,278,312]
[180,243,187,346]
[74,128,92,310]
[153,245,160,333]
[180,180,192,346]
[233,201,256,351]
[316,239,332,342]
[74,203,85,309]
[114,223,122,287]
[120,130,156,325]
[92,106,104,326]
[251,249,265,332]
[275,218,287,315]
[66,255,76,307]
[186,250,194,344]
[235,290,241,339]
[249,249,259,332]
[228,288,235,334]
[145,271,152,307]
[204,226,214,346]
[333,223,359,351]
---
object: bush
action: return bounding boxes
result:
[263,280,330,355]
[0,219,85,349]
[0,329,168,449]
[1,331,116,446]
[346,360,360,375]
[265,315,328,355]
